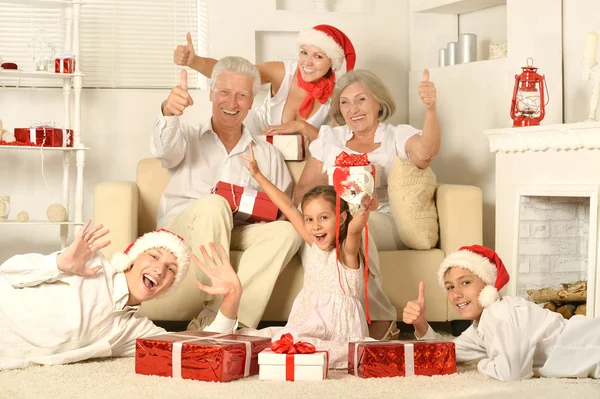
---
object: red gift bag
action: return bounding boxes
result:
[136,331,271,382]
[348,340,456,378]
[213,181,278,223]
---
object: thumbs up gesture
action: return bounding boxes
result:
[174,32,196,67]
[162,69,195,116]
[418,69,436,111]
[402,281,428,332]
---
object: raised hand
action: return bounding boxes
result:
[56,220,110,277]
[418,69,436,111]
[193,243,242,298]
[173,32,196,67]
[240,143,261,177]
[403,281,427,328]
[161,69,194,116]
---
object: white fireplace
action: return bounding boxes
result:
[485,121,600,317]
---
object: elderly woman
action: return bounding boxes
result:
[174,25,356,140]
[294,69,441,339]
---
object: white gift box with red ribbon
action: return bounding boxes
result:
[259,134,308,161]
[258,349,328,381]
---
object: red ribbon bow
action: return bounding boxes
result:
[270,333,315,354]
[334,151,370,167]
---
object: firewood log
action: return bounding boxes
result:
[556,304,576,320]
[575,304,587,316]
[527,281,587,304]
[543,302,557,312]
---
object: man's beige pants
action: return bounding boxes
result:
[165,194,303,328]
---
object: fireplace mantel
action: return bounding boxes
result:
[484,121,600,153]
[485,121,600,317]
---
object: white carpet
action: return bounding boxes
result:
[1,357,599,399]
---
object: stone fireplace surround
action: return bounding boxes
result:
[485,121,600,317]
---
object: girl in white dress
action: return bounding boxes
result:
[173,25,356,140]
[402,244,600,381]
[237,144,372,369]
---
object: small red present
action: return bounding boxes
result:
[135,331,271,382]
[54,52,75,74]
[213,181,278,223]
[348,340,456,378]
[14,126,73,147]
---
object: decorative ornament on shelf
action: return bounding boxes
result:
[510,58,548,127]
[312,0,328,12]
[0,195,10,222]
[0,120,16,143]
[17,211,29,222]
[46,203,67,222]
[28,28,55,72]
[583,31,600,122]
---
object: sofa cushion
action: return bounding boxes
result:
[387,157,439,250]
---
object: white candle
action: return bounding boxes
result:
[584,31,599,61]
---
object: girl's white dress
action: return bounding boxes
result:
[238,243,369,369]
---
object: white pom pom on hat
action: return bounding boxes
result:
[438,244,510,308]
[109,228,191,295]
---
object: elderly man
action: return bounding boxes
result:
[152,56,302,330]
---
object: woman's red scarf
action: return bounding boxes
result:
[296,68,335,118]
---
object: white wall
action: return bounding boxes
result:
[0,0,411,261]
[563,0,600,123]
[408,0,563,248]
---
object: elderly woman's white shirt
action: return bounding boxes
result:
[0,252,235,370]
[309,123,420,213]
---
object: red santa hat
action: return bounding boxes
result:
[296,24,356,72]
[438,245,510,308]
[110,228,191,295]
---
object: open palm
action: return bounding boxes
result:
[193,243,242,297]
[56,220,111,276]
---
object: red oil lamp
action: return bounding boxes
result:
[510,58,548,127]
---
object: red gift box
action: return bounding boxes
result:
[348,340,456,378]
[14,127,73,147]
[54,52,76,74]
[213,181,278,223]
[135,331,271,382]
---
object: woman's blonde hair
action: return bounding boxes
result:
[329,69,396,126]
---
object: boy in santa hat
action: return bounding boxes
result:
[0,220,242,370]
[402,244,600,381]
[173,24,356,140]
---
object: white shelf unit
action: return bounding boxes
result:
[413,0,506,14]
[410,0,507,71]
[0,0,86,250]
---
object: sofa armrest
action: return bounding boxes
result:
[436,184,483,255]
[94,181,139,257]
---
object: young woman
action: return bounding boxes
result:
[173,25,356,140]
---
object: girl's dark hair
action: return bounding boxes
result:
[301,185,362,265]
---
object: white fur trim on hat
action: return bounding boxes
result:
[297,29,345,71]
[109,230,191,295]
[478,285,501,308]
[438,250,497,289]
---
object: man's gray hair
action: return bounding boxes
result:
[329,69,396,126]
[210,56,261,97]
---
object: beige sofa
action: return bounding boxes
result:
[94,158,482,323]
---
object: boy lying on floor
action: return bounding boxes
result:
[0,221,242,370]
[403,244,600,382]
